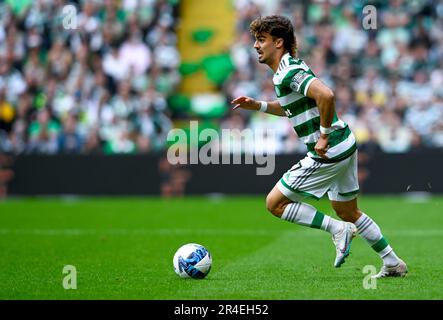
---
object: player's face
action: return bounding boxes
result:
[253,32,277,64]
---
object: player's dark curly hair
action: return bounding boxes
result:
[249,15,297,57]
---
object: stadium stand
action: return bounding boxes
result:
[0,0,442,156]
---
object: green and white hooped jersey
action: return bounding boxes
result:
[273,53,357,163]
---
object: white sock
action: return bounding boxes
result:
[282,202,343,234]
[354,212,400,267]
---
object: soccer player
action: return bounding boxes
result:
[231,15,407,278]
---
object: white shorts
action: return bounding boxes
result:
[276,151,359,202]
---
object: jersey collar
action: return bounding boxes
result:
[276,52,291,74]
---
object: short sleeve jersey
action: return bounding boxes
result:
[272,53,357,162]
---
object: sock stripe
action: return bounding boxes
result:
[287,203,299,222]
[321,214,330,230]
[357,220,371,233]
[282,203,294,221]
[310,211,324,229]
[285,202,298,222]
[355,213,399,265]
[356,216,370,229]
[371,236,389,253]
[379,245,393,258]
[358,221,374,234]
[291,203,302,222]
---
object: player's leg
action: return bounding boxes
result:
[266,184,344,234]
[330,197,361,223]
[331,197,407,277]
[266,185,343,233]
[273,156,357,267]
[329,152,407,277]
[265,184,292,218]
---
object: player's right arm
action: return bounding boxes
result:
[230,96,286,116]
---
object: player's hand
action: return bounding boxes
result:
[315,134,330,159]
[231,96,260,111]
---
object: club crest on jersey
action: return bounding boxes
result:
[290,72,310,92]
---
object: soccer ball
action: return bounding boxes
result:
[173,243,212,279]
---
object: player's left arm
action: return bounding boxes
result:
[305,79,336,159]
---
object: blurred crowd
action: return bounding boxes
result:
[0,0,179,154]
[226,0,443,153]
[0,0,442,155]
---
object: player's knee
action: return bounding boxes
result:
[265,194,275,213]
[265,195,281,217]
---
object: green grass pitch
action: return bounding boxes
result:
[0,195,442,299]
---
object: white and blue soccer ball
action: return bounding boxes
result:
[173,243,212,279]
